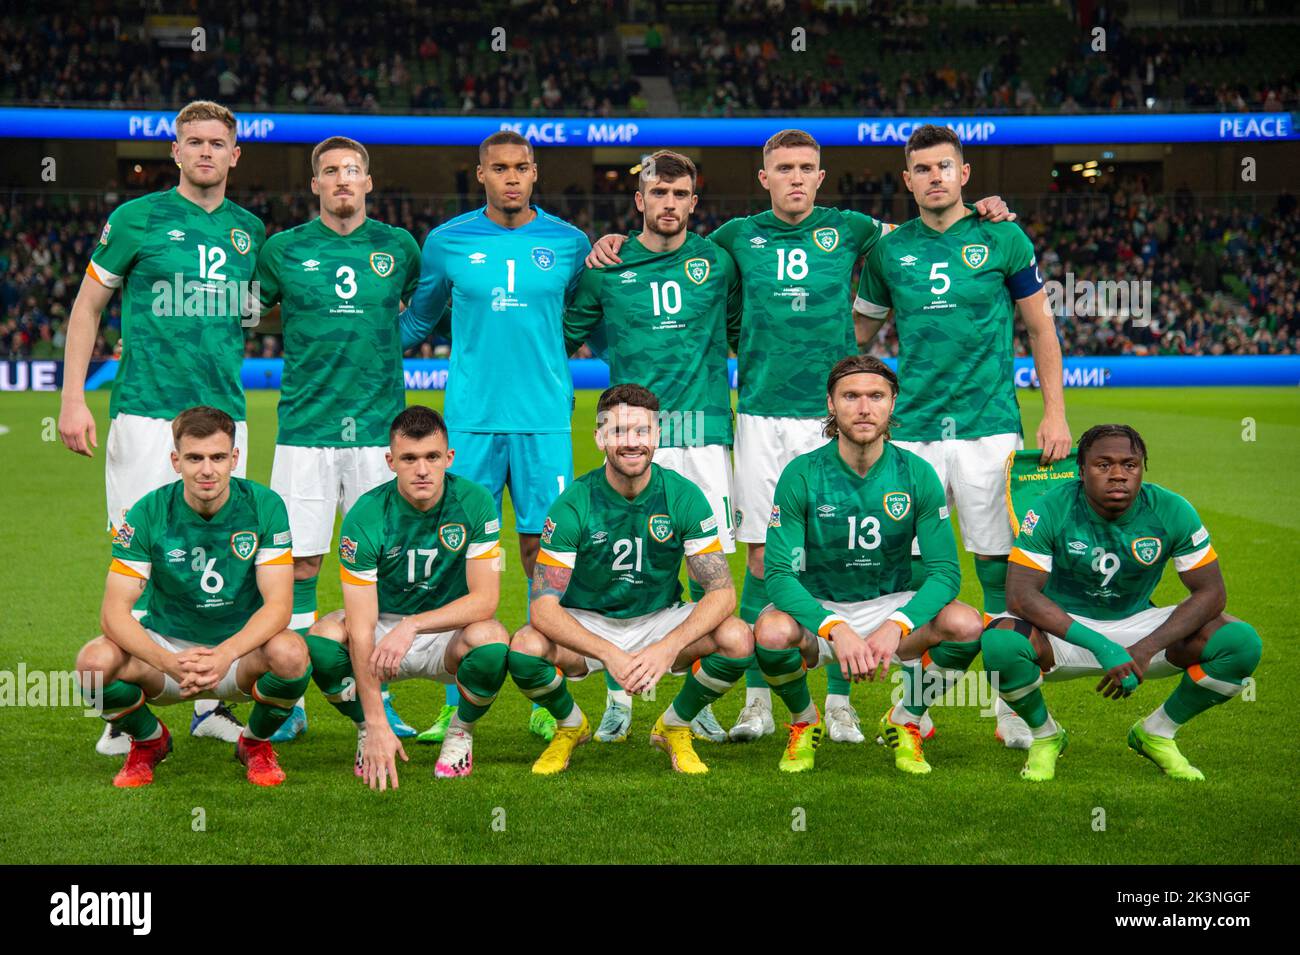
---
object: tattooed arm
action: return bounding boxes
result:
[663,549,738,651]
[528,562,635,675]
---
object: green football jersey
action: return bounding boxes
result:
[765,440,960,637]
[854,208,1041,442]
[88,188,265,421]
[254,217,421,447]
[110,478,292,646]
[1010,481,1216,620]
[711,206,884,418]
[563,231,740,447]
[538,464,720,618]
[338,474,501,617]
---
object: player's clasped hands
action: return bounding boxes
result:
[622,641,678,696]
[830,623,877,683]
[362,727,408,792]
[172,646,229,697]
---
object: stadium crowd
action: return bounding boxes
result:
[2,187,1295,363]
[2,4,1295,115]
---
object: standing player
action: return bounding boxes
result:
[400,131,591,744]
[252,136,421,741]
[756,356,984,774]
[507,384,755,775]
[58,100,263,755]
[853,124,1072,749]
[562,150,738,744]
[985,425,1262,781]
[585,130,1013,745]
[73,406,312,787]
[307,406,510,785]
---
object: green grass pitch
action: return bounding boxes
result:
[1,386,1296,864]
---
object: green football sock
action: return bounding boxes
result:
[455,643,509,724]
[307,635,364,723]
[508,649,575,720]
[825,667,851,697]
[291,574,318,636]
[744,662,768,690]
[974,557,1008,616]
[671,651,754,722]
[900,639,983,718]
[908,555,928,591]
[755,644,811,716]
[1162,621,1262,725]
[604,671,624,692]
[981,626,1049,728]
[91,679,159,739]
[740,568,767,624]
[248,665,313,740]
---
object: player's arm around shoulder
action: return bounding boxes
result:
[562,264,607,356]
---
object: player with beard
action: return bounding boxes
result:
[854,125,1073,750]
[58,100,264,755]
[583,131,1014,747]
[250,136,422,741]
[507,384,754,775]
[562,150,740,745]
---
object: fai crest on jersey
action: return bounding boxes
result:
[230,229,252,255]
[883,492,912,521]
[648,514,674,543]
[230,531,258,561]
[339,536,358,563]
[684,257,710,285]
[439,523,466,551]
[813,227,839,252]
[1131,536,1162,565]
[961,244,989,269]
[370,252,395,277]
[531,247,556,271]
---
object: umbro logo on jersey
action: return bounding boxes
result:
[301,259,321,271]
[468,252,487,264]
[817,504,837,516]
[590,530,608,544]
[386,546,403,559]
[168,230,186,241]
[899,254,918,266]
[167,548,186,561]
[1068,540,1089,554]
[619,271,638,283]
[749,236,767,247]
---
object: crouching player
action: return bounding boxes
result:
[756,356,984,775]
[307,406,509,786]
[507,384,754,775]
[76,406,310,788]
[987,424,1261,782]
